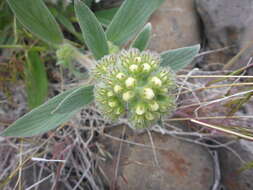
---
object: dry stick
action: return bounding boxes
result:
[13,139,23,190]
[167,115,253,121]
[190,119,253,141]
[197,46,232,57]
[147,129,159,167]
[25,174,54,190]
[113,126,125,190]
[177,75,253,79]
[177,82,253,96]
[194,89,253,118]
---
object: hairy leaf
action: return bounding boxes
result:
[7,0,64,46]
[75,0,109,59]
[95,7,119,26]
[25,50,48,109]
[131,23,152,51]
[106,0,164,46]
[1,86,94,137]
[160,44,200,71]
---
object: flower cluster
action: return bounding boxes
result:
[93,49,176,129]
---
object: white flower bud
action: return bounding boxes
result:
[143,88,155,100]
[134,56,142,63]
[114,85,123,93]
[136,104,145,115]
[116,72,125,80]
[129,64,138,72]
[142,63,151,72]
[107,91,114,97]
[150,76,162,87]
[122,91,134,101]
[125,77,136,88]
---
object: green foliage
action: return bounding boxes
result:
[75,0,109,60]
[106,0,165,46]
[6,0,64,46]
[161,44,200,71]
[131,23,152,51]
[1,0,201,137]
[52,86,94,114]
[50,7,83,42]
[95,7,119,26]
[25,50,48,109]
[1,86,94,137]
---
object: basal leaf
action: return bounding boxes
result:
[131,23,152,51]
[160,44,200,71]
[7,0,64,46]
[75,0,109,60]
[106,0,164,46]
[1,86,94,137]
[25,50,48,109]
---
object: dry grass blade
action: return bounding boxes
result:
[191,119,253,141]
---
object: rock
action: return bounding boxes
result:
[195,0,253,67]
[218,139,253,190]
[149,0,201,52]
[99,127,214,190]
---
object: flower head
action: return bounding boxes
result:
[94,49,176,128]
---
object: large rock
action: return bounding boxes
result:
[195,0,253,67]
[149,0,201,52]
[99,127,214,190]
[218,139,253,190]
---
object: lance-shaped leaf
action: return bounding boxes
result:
[1,86,94,137]
[131,23,152,51]
[25,50,48,109]
[7,0,64,46]
[160,44,200,71]
[106,0,164,46]
[75,0,109,60]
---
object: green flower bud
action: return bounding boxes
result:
[108,100,118,108]
[149,101,159,111]
[145,112,155,120]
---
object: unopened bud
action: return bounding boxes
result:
[143,88,155,100]
[150,76,162,87]
[123,91,134,101]
[136,104,145,115]
[125,77,136,88]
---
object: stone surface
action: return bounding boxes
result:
[99,127,214,190]
[218,139,253,190]
[195,0,253,67]
[149,0,201,52]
